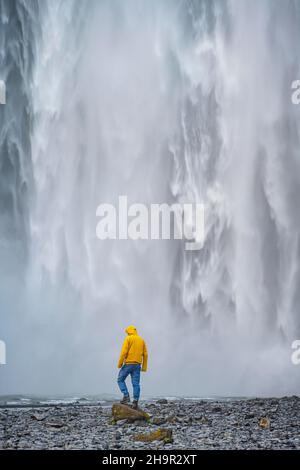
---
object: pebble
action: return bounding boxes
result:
[0,397,299,449]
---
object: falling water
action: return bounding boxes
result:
[1,0,300,397]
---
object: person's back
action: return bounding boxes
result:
[117,325,148,409]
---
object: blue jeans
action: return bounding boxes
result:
[117,364,141,400]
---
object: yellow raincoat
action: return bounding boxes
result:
[118,325,148,372]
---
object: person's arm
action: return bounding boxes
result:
[118,337,130,368]
[141,340,148,372]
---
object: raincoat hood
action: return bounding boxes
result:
[118,325,148,371]
[125,325,137,335]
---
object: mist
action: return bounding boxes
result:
[1,0,300,398]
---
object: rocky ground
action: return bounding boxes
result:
[1,397,300,450]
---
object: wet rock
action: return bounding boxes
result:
[259,417,270,429]
[157,399,168,405]
[31,413,47,421]
[199,416,209,424]
[166,415,179,424]
[46,420,65,428]
[111,404,150,423]
[147,404,158,410]
[135,420,148,427]
[151,417,166,425]
[212,406,222,413]
[134,428,173,444]
[116,419,127,426]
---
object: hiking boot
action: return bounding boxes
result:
[120,395,130,405]
[132,400,139,410]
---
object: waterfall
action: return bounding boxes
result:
[1,0,300,396]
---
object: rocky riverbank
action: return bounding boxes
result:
[1,397,300,450]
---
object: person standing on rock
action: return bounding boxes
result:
[117,325,148,409]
